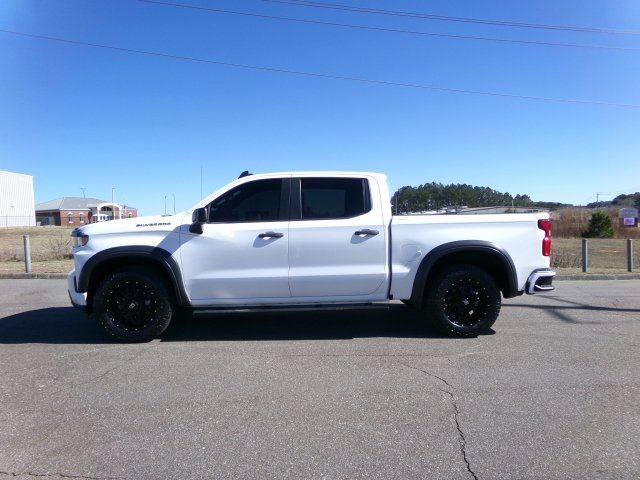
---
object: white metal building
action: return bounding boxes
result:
[0,170,36,227]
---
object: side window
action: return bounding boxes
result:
[208,179,284,223]
[301,178,371,220]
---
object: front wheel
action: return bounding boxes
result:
[423,265,501,337]
[92,267,175,342]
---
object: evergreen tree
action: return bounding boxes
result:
[582,211,615,238]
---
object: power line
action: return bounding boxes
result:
[2,28,639,108]
[137,0,640,52]
[259,0,640,36]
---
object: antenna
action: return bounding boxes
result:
[80,187,86,198]
[238,170,252,178]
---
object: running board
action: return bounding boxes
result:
[191,302,392,315]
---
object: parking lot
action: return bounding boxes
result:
[0,279,638,479]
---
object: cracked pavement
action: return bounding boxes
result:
[1,279,639,479]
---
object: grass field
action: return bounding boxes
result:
[552,238,639,272]
[0,227,638,275]
[0,227,74,273]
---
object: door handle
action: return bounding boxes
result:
[258,231,284,239]
[354,229,379,236]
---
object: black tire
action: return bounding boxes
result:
[423,264,501,337]
[92,267,175,342]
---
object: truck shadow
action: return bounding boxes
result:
[503,297,640,324]
[0,305,458,344]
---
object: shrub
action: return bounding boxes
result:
[582,211,615,238]
[41,235,73,260]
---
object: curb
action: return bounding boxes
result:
[555,274,640,281]
[0,273,68,279]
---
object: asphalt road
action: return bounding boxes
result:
[0,279,638,480]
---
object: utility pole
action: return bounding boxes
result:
[172,194,176,214]
[164,195,167,215]
[80,187,86,198]
[111,187,115,221]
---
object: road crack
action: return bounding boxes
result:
[0,470,120,480]
[50,342,158,397]
[395,360,478,480]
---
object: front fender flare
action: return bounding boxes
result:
[77,246,189,307]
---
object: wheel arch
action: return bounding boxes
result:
[77,246,189,312]
[409,240,520,306]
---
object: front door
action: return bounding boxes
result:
[179,178,290,304]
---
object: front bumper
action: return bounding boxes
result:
[67,269,87,310]
[525,269,556,294]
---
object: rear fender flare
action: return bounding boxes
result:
[409,240,519,305]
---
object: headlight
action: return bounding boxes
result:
[71,229,89,247]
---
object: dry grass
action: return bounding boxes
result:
[552,208,640,239]
[552,238,639,271]
[0,259,73,274]
[0,227,75,273]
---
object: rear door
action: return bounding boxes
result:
[288,176,387,299]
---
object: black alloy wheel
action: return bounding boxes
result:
[93,267,175,342]
[106,279,161,332]
[441,277,490,327]
[423,265,501,337]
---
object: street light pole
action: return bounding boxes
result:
[164,195,167,215]
[172,194,176,214]
[111,187,115,221]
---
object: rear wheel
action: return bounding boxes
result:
[423,265,501,337]
[93,267,175,342]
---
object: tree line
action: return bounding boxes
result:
[391,182,568,213]
[586,192,640,209]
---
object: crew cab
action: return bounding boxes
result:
[68,171,555,341]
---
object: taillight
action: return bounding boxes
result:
[538,219,551,256]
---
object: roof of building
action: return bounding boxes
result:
[0,170,33,178]
[35,197,136,211]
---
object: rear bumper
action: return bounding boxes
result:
[525,269,556,294]
[67,269,87,310]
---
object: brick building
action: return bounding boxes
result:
[35,197,138,226]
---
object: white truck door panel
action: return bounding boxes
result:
[179,178,290,302]
[288,177,387,297]
[180,222,289,301]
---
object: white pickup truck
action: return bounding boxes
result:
[68,171,555,341]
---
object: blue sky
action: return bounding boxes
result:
[2,0,640,215]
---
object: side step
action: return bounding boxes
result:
[191,302,392,315]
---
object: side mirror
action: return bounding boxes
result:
[189,207,207,234]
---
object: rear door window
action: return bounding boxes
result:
[300,178,371,220]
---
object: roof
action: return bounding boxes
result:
[0,170,33,178]
[35,197,136,211]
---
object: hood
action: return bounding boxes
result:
[78,212,189,235]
